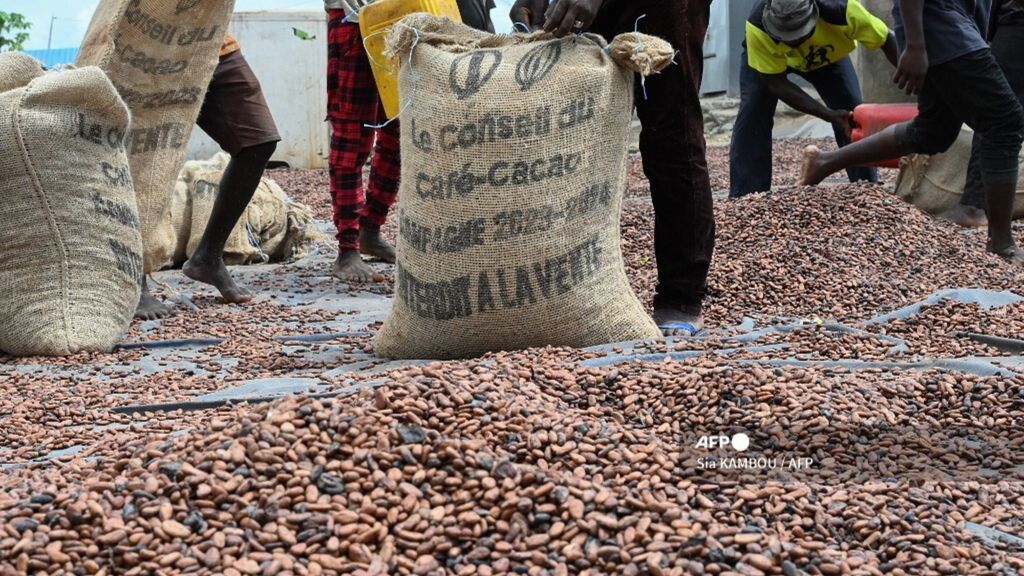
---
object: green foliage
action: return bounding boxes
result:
[0,11,32,52]
[292,27,316,41]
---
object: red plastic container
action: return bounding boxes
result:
[851,103,919,168]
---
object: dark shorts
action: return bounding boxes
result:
[196,50,281,155]
[896,48,1024,184]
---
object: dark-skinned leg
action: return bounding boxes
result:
[802,57,878,183]
[802,62,964,186]
[135,277,175,320]
[183,140,277,302]
[953,24,1024,231]
[329,119,377,282]
[932,49,1023,264]
[800,124,909,185]
[593,0,715,336]
[942,132,989,227]
[359,119,400,263]
[985,179,1024,264]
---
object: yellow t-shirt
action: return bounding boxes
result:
[745,0,889,74]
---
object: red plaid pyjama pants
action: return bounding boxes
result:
[327,12,400,251]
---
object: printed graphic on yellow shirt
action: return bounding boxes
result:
[745,0,888,74]
[802,44,836,69]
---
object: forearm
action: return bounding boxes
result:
[764,76,835,120]
[898,0,926,48]
[882,32,899,67]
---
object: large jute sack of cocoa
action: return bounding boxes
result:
[76,0,237,273]
[373,15,671,359]
[896,127,1024,218]
[0,53,143,356]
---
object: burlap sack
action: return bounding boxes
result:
[176,155,318,266]
[186,170,267,266]
[77,0,237,273]
[246,178,318,262]
[373,15,671,359]
[163,153,231,267]
[0,53,143,356]
[896,127,1024,218]
[0,51,44,92]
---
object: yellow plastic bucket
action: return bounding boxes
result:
[360,0,462,119]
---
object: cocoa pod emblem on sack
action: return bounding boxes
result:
[515,42,561,91]
[176,0,201,15]
[448,50,503,100]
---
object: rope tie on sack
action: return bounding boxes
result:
[564,13,675,106]
[362,24,421,129]
[633,15,648,100]
[605,17,674,79]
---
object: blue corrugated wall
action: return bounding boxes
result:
[20,47,79,68]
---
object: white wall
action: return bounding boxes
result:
[492,0,513,32]
[188,5,511,169]
[187,11,330,169]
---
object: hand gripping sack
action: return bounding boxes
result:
[373,15,673,359]
[0,53,143,356]
[77,0,237,273]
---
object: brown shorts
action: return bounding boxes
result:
[196,50,281,155]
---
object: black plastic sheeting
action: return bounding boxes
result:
[108,290,1024,412]
[580,289,1023,378]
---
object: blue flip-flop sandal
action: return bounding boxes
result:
[658,321,701,337]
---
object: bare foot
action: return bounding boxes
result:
[183,255,252,303]
[652,306,705,337]
[988,241,1024,267]
[135,282,176,320]
[332,250,377,282]
[939,205,988,228]
[800,145,829,186]
[359,228,396,263]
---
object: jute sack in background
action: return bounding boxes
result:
[896,127,1024,218]
[76,0,237,273]
[374,15,672,359]
[161,153,231,266]
[0,53,143,356]
[0,51,44,92]
[245,178,319,262]
[184,170,319,266]
[186,169,266,266]
[166,176,194,266]
[158,154,319,268]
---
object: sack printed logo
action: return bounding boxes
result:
[802,44,835,69]
[175,0,201,15]
[515,42,561,91]
[449,50,503,100]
